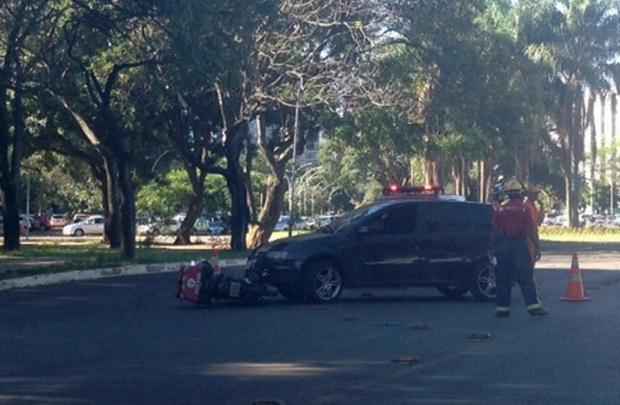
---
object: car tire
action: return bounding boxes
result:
[470,261,496,302]
[303,259,344,304]
[436,285,469,299]
[73,229,85,237]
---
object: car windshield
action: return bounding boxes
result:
[327,203,391,232]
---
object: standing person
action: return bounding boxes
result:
[525,185,544,266]
[493,179,547,318]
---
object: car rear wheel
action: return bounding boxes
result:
[436,285,469,299]
[303,260,344,304]
[470,262,496,301]
[73,229,85,237]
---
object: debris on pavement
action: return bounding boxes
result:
[408,323,431,331]
[391,356,421,366]
[379,321,402,327]
[467,332,493,342]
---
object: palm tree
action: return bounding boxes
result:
[520,0,620,227]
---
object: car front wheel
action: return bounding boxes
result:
[303,260,344,303]
[470,262,496,301]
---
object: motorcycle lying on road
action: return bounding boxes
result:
[176,261,277,306]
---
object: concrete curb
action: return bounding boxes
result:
[0,258,248,292]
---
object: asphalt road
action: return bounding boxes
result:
[2,260,620,404]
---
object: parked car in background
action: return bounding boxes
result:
[50,214,69,228]
[137,217,159,236]
[62,215,105,236]
[0,216,31,235]
[28,214,51,231]
[272,216,287,232]
[19,215,32,231]
[144,218,181,236]
[273,216,306,232]
[72,213,92,223]
[207,220,226,235]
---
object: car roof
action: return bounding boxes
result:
[373,198,490,208]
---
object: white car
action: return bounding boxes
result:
[62,215,105,236]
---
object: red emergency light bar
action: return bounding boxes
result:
[383,185,444,197]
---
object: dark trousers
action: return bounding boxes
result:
[495,237,540,310]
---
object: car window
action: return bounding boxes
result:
[421,202,470,232]
[366,204,416,234]
[94,218,104,224]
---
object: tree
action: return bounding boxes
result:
[522,0,620,226]
[137,169,229,221]
[45,0,164,257]
[22,152,101,214]
[0,0,63,250]
[245,0,388,247]
[146,0,283,250]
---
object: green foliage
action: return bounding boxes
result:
[137,169,230,218]
[22,153,101,214]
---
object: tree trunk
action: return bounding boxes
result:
[479,160,488,202]
[516,144,530,184]
[174,178,204,245]
[92,165,110,243]
[600,93,607,183]
[118,155,136,259]
[611,94,617,214]
[424,146,442,187]
[588,92,597,211]
[227,166,249,251]
[225,126,250,251]
[565,173,575,227]
[245,145,258,223]
[0,73,24,251]
[2,180,20,251]
[247,174,287,249]
[452,156,468,197]
[461,158,469,197]
[569,85,585,227]
[103,157,122,249]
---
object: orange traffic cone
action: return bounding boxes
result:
[561,253,590,302]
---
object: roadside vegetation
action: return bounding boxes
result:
[0,242,247,279]
[540,227,620,243]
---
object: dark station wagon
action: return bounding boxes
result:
[247,187,497,303]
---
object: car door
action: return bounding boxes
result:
[93,217,105,234]
[357,203,424,286]
[418,202,471,283]
[82,218,96,234]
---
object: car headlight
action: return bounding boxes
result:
[266,250,289,261]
